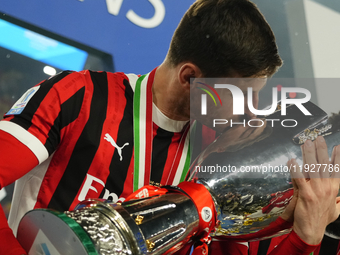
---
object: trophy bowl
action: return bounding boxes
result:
[188,101,340,240]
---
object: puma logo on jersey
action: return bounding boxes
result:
[104,133,129,161]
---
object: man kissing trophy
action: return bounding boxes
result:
[17,101,340,255]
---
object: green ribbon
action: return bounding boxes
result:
[133,74,147,191]
[48,210,98,255]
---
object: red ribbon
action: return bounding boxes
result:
[125,182,217,255]
[124,185,168,201]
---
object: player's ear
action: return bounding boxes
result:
[178,63,202,90]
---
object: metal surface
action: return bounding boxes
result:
[118,194,199,254]
[18,194,199,255]
[17,210,96,255]
[64,209,130,254]
[188,101,340,240]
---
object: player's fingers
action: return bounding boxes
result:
[302,140,320,179]
[330,146,336,165]
[315,136,329,163]
[336,196,340,203]
[331,145,340,182]
[289,158,309,192]
[299,145,309,179]
[315,136,331,178]
[291,176,299,191]
[335,200,340,218]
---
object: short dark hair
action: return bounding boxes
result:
[167,0,282,77]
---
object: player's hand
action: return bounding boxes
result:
[280,178,298,223]
[288,136,340,244]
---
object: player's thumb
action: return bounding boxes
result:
[333,196,340,220]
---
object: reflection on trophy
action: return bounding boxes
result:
[17,185,208,255]
[17,102,340,254]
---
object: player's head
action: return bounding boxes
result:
[167,0,282,78]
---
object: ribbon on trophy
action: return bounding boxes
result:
[125,181,217,255]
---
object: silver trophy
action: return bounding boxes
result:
[17,101,340,254]
[17,192,201,255]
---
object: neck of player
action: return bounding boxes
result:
[152,62,190,122]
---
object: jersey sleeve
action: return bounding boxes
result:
[0,204,27,255]
[211,217,319,254]
[0,71,87,163]
[172,240,248,255]
[0,130,39,189]
[208,240,248,255]
[267,230,320,255]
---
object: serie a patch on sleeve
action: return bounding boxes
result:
[6,86,40,115]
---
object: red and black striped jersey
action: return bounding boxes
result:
[0,70,189,234]
[0,71,328,254]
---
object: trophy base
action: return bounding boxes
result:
[17,193,200,255]
[17,209,97,255]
